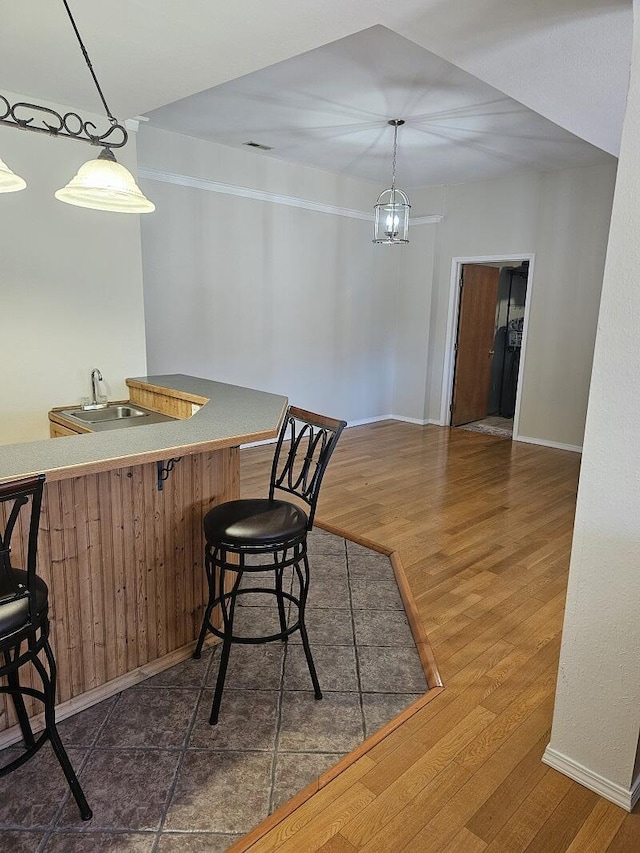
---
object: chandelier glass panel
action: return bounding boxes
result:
[373,120,410,245]
[0,0,154,213]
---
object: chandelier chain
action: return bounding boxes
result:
[62,0,116,125]
[391,122,398,192]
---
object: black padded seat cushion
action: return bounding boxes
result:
[204,499,308,547]
[0,570,48,637]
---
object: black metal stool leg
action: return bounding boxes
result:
[295,554,322,700]
[36,644,92,821]
[210,635,232,725]
[299,623,322,700]
[209,562,240,725]
[193,600,214,660]
[5,650,35,749]
[194,552,216,659]
[274,552,288,639]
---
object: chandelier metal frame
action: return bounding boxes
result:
[0,0,128,152]
[373,119,411,245]
[0,96,128,150]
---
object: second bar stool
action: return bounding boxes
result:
[0,474,92,820]
[193,406,346,724]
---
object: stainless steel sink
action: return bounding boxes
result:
[55,402,177,432]
[62,405,149,424]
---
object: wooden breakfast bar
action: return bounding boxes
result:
[0,375,287,744]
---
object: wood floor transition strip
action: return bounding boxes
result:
[317,519,442,690]
[390,551,443,689]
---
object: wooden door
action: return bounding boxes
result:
[451,264,499,426]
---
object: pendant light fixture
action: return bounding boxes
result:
[373,120,410,244]
[0,0,154,213]
[55,147,154,213]
[0,157,26,192]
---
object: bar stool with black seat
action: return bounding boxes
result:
[0,474,92,821]
[194,406,346,724]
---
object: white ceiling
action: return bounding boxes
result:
[146,27,614,188]
[0,0,631,161]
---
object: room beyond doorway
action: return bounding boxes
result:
[440,254,534,441]
[456,414,515,439]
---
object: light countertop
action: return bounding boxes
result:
[0,375,287,485]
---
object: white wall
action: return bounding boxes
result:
[391,187,444,423]
[397,164,617,446]
[519,166,616,445]
[544,0,640,809]
[138,125,616,445]
[0,93,147,444]
[138,127,398,424]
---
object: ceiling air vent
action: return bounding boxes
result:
[243,141,273,151]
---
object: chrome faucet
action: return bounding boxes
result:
[84,368,108,410]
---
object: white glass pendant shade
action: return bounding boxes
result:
[55,148,155,213]
[373,187,410,244]
[0,157,27,193]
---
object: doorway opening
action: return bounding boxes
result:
[442,256,532,440]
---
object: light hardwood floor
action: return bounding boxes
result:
[236,421,639,853]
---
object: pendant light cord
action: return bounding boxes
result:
[61,0,117,125]
[391,122,398,193]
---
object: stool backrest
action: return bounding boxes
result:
[0,474,45,626]
[269,406,346,528]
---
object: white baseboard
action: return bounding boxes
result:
[347,415,442,427]
[242,415,394,447]
[542,745,640,812]
[391,415,440,426]
[346,415,394,427]
[349,415,435,426]
[246,420,582,449]
[350,422,581,442]
[516,434,582,453]
[242,436,278,448]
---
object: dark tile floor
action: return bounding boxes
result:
[0,530,427,852]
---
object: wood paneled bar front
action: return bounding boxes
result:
[0,375,287,745]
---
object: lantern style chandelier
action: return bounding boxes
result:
[373,119,410,245]
[0,0,154,213]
